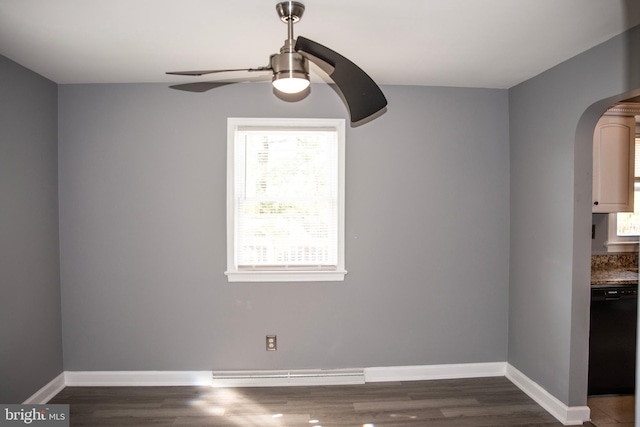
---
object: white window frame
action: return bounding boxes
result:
[225,117,346,282]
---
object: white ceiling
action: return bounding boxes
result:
[1,0,639,89]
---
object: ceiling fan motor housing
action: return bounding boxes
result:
[271,38,309,88]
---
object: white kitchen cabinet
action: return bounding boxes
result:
[592,114,636,213]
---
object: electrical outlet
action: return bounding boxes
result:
[266,335,277,351]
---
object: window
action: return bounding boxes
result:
[226,118,346,282]
[608,134,640,251]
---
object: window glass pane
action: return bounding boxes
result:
[617,184,640,237]
[235,129,338,267]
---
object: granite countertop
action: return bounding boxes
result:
[591,254,639,286]
[591,267,638,285]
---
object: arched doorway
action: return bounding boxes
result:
[585,97,639,425]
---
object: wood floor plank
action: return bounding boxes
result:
[353,397,480,411]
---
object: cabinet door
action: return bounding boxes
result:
[592,115,635,213]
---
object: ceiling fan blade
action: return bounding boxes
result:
[294,36,387,123]
[169,74,273,93]
[167,66,271,76]
[169,82,236,92]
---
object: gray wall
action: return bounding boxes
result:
[508,23,640,406]
[0,56,62,402]
[58,83,510,371]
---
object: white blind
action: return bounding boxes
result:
[233,127,339,269]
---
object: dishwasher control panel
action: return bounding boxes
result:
[592,285,638,301]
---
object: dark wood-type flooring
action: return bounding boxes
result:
[50,376,598,426]
[588,395,635,427]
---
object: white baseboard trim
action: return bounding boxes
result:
[505,364,590,426]
[64,371,213,387]
[27,364,591,426]
[23,372,66,404]
[364,362,507,382]
[62,364,507,388]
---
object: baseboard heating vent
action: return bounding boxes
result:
[211,368,365,387]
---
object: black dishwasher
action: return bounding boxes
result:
[588,284,637,396]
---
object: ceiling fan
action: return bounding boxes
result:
[166,1,387,124]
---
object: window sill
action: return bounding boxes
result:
[604,240,639,253]
[225,269,347,282]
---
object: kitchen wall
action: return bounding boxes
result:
[592,214,609,254]
[509,22,640,406]
[0,56,62,402]
[58,83,510,371]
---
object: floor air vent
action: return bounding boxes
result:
[211,368,365,387]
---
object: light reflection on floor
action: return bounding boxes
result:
[186,386,384,426]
